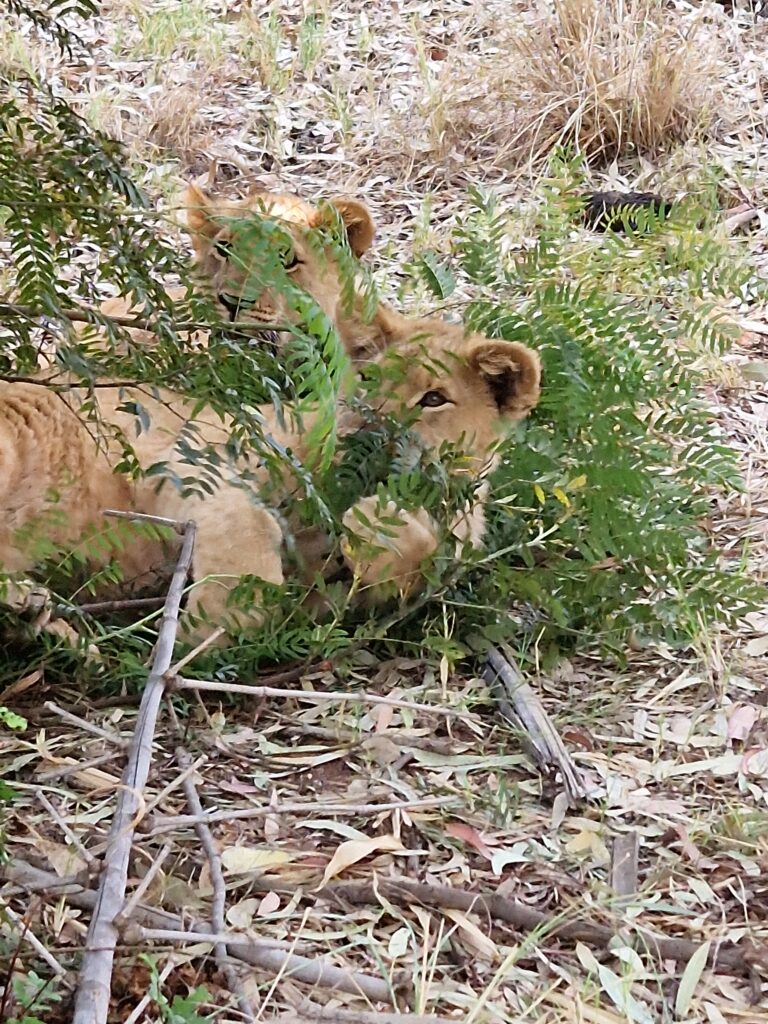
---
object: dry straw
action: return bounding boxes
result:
[431,0,726,167]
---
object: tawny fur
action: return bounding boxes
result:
[87,184,382,361]
[1,314,540,642]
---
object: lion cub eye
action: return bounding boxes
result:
[418,390,449,409]
[283,249,301,271]
[214,239,233,260]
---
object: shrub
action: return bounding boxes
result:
[406,158,763,660]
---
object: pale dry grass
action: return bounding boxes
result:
[0,21,50,79]
[118,0,228,65]
[237,5,293,93]
[143,85,210,166]
[423,0,728,169]
[237,3,329,92]
[79,83,210,173]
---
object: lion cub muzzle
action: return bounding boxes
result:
[215,292,283,349]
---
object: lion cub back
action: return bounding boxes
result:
[0,384,137,572]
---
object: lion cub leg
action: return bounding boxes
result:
[178,490,286,640]
[341,496,440,601]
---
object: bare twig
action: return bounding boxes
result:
[166,627,226,675]
[122,956,178,1024]
[170,676,465,717]
[146,795,456,836]
[3,859,400,1003]
[34,792,100,870]
[0,373,158,388]
[0,903,71,984]
[114,842,173,926]
[75,596,165,614]
[255,659,329,686]
[723,205,759,233]
[141,753,208,818]
[246,875,766,978]
[483,644,591,805]
[36,751,119,783]
[610,832,640,898]
[281,1006,459,1024]
[120,924,303,952]
[278,721,456,754]
[71,521,196,1024]
[103,508,183,529]
[169,702,255,1020]
[0,300,286,336]
[135,929,399,1002]
[43,701,127,747]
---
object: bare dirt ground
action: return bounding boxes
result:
[2,1,768,1021]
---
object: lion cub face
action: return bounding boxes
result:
[183,184,375,345]
[364,314,541,471]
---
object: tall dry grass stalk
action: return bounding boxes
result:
[431,0,727,168]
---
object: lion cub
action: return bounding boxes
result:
[87,184,380,362]
[1,315,540,642]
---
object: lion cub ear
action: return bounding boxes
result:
[182,183,217,240]
[467,338,541,420]
[324,198,376,257]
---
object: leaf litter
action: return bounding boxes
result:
[1,0,768,1021]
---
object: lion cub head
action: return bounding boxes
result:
[362,309,541,470]
[183,184,375,350]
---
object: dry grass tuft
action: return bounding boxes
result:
[429,0,728,168]
[79,84,210,174]
[121,0,228,65]
[143,85,210,168]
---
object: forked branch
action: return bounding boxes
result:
[71,521,197,1024]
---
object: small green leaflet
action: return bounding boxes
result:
[417,252,456,299]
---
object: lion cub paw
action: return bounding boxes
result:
[1,579,50,617]
[0,578,99,659]
[341,496,438,598]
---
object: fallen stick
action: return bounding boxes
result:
[43,700,128,747]
[120,924,306,952]
[114,843,173,926]
[723,206,760,234]
[610,832,640,898]
[277,1007,458,1024]
[167,627,226,674]
[35,792,100,871]
[247,875,765,979]
[170,703,256,1020]
[75,596,165,615]
[255,659,328,686]
[170,676,465,717]
[2,859,400,1004]
[145,795,457,836]
[0,902,71,985]
[71,521,196,1024]
[140,752,209,818]
[36,751,119,783]
[483,645,590,805]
